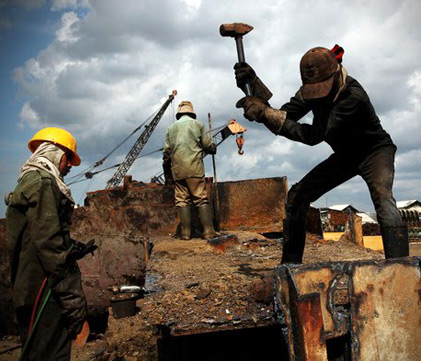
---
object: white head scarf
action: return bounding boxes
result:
[332,65,348,102]
[19,142,74,202]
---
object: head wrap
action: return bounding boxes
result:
[19,142,74,202]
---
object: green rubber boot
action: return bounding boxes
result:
[198,205,217,239]
[178,207,191,240]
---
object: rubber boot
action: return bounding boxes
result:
[381,225,409,259]
[198,205,217,239]
[281,219,306,264]
[178,207,191,240]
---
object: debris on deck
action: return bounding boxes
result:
[0,176,420,361]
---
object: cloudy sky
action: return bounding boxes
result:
[1,0,420,217]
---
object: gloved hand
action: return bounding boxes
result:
[163,156,174,185]
[234,62,257,92]
[236,96,267,122]
[52,270,87,338]
[234,63,273,102]
[205,143,217,155]
[68,239,98,261]
[236,96,287,134]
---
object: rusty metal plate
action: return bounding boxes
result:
[290,267,346,338]
[349,258,421,361]
[275,263,345,361]
[276,264,348,340]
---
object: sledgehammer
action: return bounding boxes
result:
[220,23,254,96]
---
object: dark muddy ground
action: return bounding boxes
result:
[2,231,418,361]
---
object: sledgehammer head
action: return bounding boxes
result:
[220,23,254,38]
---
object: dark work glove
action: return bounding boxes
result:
[236,96,287,134]
[68,240,98,261]
[234,62,256,93]
[52,270,87,338]
[205,143,217,155]
[234,62,273,102]
[163,155,174,186]
[236,96,267,122]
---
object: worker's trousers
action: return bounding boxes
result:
[282,145,407,263]
[174,177,209,208]
[16,301,71,361]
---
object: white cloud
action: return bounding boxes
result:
[19,103,40,128]
[408,71,421,108]
[55,11,79,42]
[381,70,421,153]
[51,0,89,11]
[180,0,201,11]
[5,0,421,213]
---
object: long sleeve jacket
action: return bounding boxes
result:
[163,115,213,181]
[279,76,395,158]
[6,169,76,308]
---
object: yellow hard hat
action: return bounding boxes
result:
[28,127,81,166]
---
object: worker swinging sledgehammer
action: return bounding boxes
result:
[163,101,219,240]
[5,127,97,360]
[227,36,409,263]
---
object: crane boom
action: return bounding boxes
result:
[106,90,177,189]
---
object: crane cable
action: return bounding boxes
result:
[68,147,164,186]
[67,110,157,183]
[67,119,228,186]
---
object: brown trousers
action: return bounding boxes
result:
[174,177,209,208]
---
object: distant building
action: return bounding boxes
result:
[320,205,359,232]
[356,212,377,224]
[320,204,379,234]
[397,200,421,241]
[320,200,421,239]
[397,200,421,213]
[328,204,360,213]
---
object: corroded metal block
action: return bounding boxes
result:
[274,257,421,361]
[216,177,287,232]
[349,258,421,361]
[275,263,348,361]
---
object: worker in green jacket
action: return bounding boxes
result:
[6,127,89,361]
[163,101,217,240]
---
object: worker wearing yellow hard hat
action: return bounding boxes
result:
[28,126,81,166]
[6,126,91,360]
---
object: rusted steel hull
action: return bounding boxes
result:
[215,177,287,232]
[70,177,289,313]
[349,258,421,360]
[274,257,421,361]
[76,235,147,312]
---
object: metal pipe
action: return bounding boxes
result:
[235,37,252,96]
[208,113,220,231]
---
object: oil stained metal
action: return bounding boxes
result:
[349,258,421,360]
[274,257,421,361]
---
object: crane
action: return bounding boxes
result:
[106,90,177,189]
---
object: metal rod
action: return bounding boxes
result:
[235,36,252,96]
[208,113,220,231]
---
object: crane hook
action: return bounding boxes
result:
[236,134,245,155]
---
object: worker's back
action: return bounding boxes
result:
[164,115,211,180]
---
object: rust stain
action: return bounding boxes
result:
[366,284,374,292]
[206,234,239,253]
